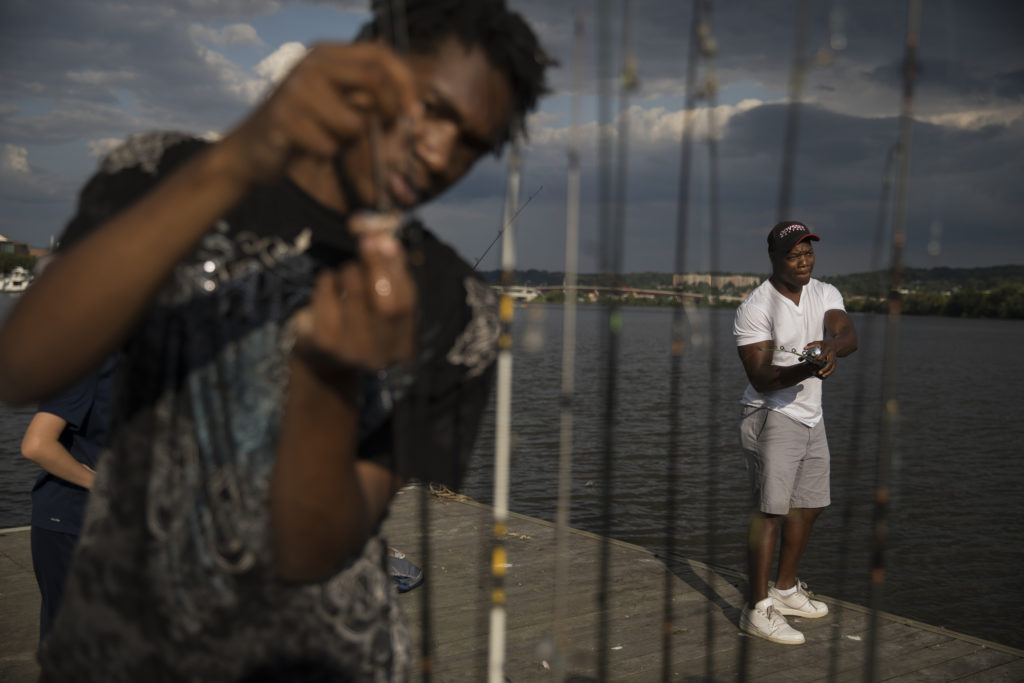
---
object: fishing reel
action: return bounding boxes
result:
[763,344,824,365]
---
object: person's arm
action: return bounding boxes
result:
[21,412,96,490]
[737,341,821,393]
[0,43,418,406]
[271,355,403,582]
[804,309,858,379]
[272,216,415,581]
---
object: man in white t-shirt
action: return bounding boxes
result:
[733,221,858,645]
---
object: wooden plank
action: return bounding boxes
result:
[0,486,1020,683]
[382,486,1024,683]
[952,658,1024,683]
[0,528,40,683]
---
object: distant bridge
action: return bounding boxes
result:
[492,285,701,301]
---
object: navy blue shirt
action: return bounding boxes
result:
[30,356,117,536]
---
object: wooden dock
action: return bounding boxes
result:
[2,486,1022,681]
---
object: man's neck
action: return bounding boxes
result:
[769,274,804,305]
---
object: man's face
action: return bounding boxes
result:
[340,36,515,211]
[771,239,815,288]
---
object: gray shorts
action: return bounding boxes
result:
[740,405,830,515]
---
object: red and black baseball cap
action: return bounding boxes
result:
[767,221,819,253]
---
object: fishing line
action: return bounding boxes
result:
[738,0,817,678]
[827,94,896,683]
[776,0,815,222]
[663,0,704,678]
[370,2,442,679]
[551,7,585,681]
[595,0,637,679]
[698,5,725,677]
[472,185,543,270]
[866,3,921,680]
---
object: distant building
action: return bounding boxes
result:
[0,234,31,255]
[672,273,762,289]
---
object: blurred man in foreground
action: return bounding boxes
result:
[0,1,551,679]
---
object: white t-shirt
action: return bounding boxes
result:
[733,278,846,427]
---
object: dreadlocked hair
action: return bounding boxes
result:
[357,0,554,150]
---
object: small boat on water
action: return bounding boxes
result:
[1,266,31,293]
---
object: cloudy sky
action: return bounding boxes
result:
[1,0,1021,276]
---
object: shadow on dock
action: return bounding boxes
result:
[2,487,1022,681]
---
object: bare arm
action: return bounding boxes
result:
[272,216,416,581]
[804,308,858,379]
[738,308,858,390]
[0,145,252,405]
[21,412,96,489]
[738,342,820,393]
[271,355,403,581]
[0,43,418,405]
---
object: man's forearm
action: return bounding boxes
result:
[24,443,95,489]
[749,361,820,393]
[0,142,252,405]
[271,355,390,582]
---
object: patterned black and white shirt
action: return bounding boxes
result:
[39,133,499,682]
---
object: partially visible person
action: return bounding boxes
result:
[21,354,117,642]
[733,221,858,645]
[0,1,551,680]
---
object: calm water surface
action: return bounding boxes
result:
[460,303,1024,651]
[2,295,1022,649]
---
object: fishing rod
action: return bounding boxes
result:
[472,184,543,269]
[868,2,922,681]
[488,138,521,683]
[597,0,638,679]
[664,0,703,675]
[552,7,584,681]
[758,344,824,364]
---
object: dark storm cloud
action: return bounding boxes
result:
[511,0,1024,121]
[2,0,1020,270]
[994,70,1024,100]
[481,98,1024,274]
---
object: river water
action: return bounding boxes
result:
[2,294,1022,650]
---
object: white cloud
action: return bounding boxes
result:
[87,138,124,158]
[0,145,62,201]
[196,45,265,103]
[187,22,264,47]
[254,42,308,85]
[3,145,31,174]
[192,40,307,105]
[526,98,764,151]
[919,106,1024,131]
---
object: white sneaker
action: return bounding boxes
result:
[769,579,829,618]
[740,597,805,644]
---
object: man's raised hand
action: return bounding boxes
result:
[219,43,419,188]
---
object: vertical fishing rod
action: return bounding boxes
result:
[697,3,724,679]
[552,8,584,681]
[866,2,921,681]
[663,0,704,679]
[488,139,521,683]
[776,0,815,220]
[596,0,637,680]
[593,0,615,670]
[372,4,443,679]
[740,1,816,679]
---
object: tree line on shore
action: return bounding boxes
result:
[6,255,1021,319]
[479,265,1024,319]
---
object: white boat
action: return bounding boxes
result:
[1,266,31,293]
